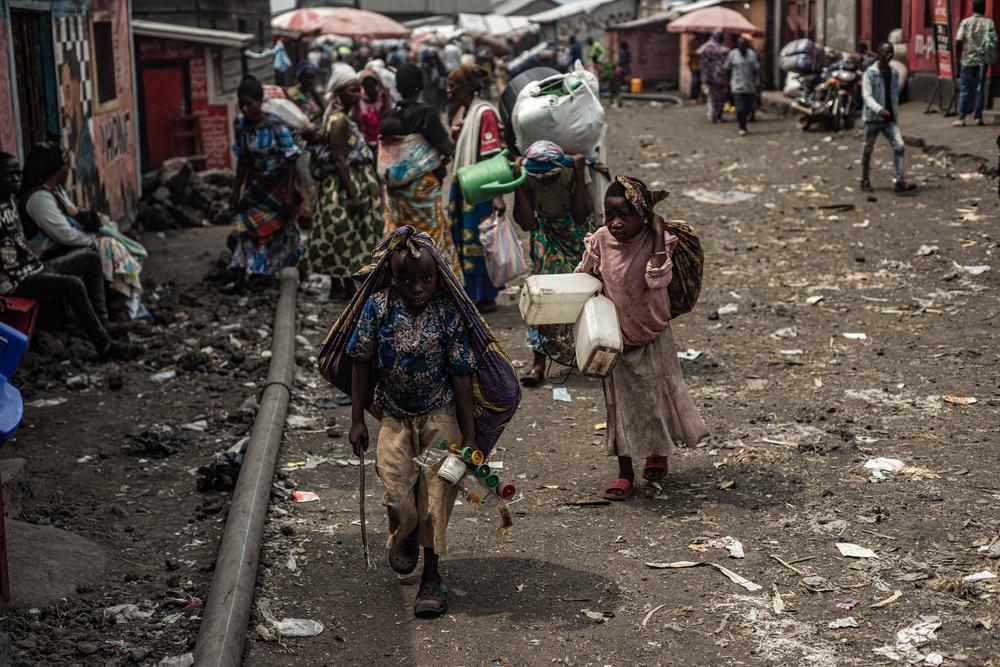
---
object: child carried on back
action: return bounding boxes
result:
[576,176,708,500]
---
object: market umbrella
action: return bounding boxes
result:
[273,8,410,39]
[667,7,763,35]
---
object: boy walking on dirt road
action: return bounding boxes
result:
[860,42,917,194]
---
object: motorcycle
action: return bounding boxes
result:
[790,59,861,132]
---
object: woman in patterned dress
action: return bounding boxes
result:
[227,76,303,293]
[447,64,506,312]
[304,63,381,301]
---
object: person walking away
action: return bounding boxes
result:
[576,176,707,500]
[286,61,325,125]
[447,64,506,313]
[727,35,758,136]
[954,0,998,127]
[0,153,140,359]
[698,30,730,122]
[511,141,596,387]
[227,76,303,293]
[421,50,448,115]
[19,142,145,320]
[569,35,585,67]
[304,64,381,301]
[860,43,916,193]
[356,69,394,160]
[380,64,461,278]
[618,40,632,89]
[688,35,703,102]
[588,37,606,80]
[443,40,462,74]
[348,236,478,618]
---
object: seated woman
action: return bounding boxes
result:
[18,142,144,320]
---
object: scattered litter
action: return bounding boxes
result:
[644,560,763,592]
[806,295,825,305]
[771,585,786,614]
[552,387,572,402]
[286,414,320,429]
[259,602,324,637]
[638,162,661,169]
[581,608,614,623]
[196,452,243,492]
[683,189,756,205]
[842,332,868,341]
[157,654,194,667]
[801,575,835,592]
[182,420,208,432]
[76,455,96,464]
[716,303,739,316]
[161,612,184,625]
[292,491,320,503]
[128,431,192,458]
[979,539,1000,559]
[103,604,155,623]
[689,536,745,558]
[828,617,859,629]
[871,590,902,608]
[836,542,879,559]
[836,598,860,610]
[593,422,607,431]
[915,245,939,257]
[151,370,177,384]
[957,172,984,181]
[565,495,611,507]
[27,397,67,407]
[943,395,976,405]
[771,327,797,339]
[779,349,803,356]
[864,457,904,472]
[955,263,991,276]
[677,349,703,361]
[962,570,996,583]
[872,615,942,664]
[641,603,668,626]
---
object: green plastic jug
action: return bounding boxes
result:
[457,149,528,205]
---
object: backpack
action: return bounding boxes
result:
[983,20,998,64]
[665,219,704,319]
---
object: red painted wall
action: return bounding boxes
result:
[910,0,995,73]
[137,37,232,169]
[0,19,17,156]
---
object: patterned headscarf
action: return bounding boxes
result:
[613,175,668,223]
[523,140,572,176]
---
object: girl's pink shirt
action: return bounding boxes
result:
[575,226,678,347]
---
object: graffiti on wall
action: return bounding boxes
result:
[0,19,17,155]
[55,0,138,223]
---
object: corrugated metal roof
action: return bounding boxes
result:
[132,20,255,47]
[529,0,621,24]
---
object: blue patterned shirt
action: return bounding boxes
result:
[232,113,300,174]
[347,288,475,418]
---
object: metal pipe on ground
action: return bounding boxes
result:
[194,267,299,667]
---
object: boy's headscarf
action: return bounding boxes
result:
[613,175,668,223]
[315,226,521,457]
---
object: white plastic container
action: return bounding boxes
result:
[518,273,603,325]
[573,295,622,377]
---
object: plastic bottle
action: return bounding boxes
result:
[455,470,500,509]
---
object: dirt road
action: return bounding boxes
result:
[2,101,998,666]
[245,105,1000,666]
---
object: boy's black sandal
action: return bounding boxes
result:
[413,580,448,618]
[388,529,419,575]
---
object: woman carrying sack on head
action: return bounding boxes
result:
[511,140,599,387]
[379,64,461,279]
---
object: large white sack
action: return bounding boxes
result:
[262,98,310,130]
[512,68,606,155]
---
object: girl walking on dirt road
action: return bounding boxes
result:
[577,176,707,500]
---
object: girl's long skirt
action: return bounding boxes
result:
[604,324,708,459]
[304,161,381,279]
[449,183,500,302]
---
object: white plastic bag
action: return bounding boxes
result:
[262,98,309,130]
[479,213,526,287]
[512,67,606,154]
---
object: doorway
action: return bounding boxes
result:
[10,10,59,150]
[137,60,191,171]
[873,1,904,45]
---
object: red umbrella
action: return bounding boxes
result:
[272,8,410,39]
[667,7,763,35]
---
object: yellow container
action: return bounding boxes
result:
[630,77,643,94]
